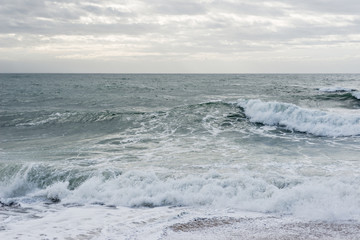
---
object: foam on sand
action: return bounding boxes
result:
[2,205,359,240]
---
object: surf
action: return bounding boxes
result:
[237,99,360,137]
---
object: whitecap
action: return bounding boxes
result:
[237,99,360,137]
[352,92,360,100]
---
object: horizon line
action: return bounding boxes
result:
[1,72,360,75]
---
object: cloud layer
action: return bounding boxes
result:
[1,0,360,72]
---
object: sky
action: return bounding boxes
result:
[1,0,360,73]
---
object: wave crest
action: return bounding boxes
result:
[237,99,360,137]
[2,167,360,221]
[352,92,360,100]
[318,87,357,93]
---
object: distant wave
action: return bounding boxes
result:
[317,87,360,101]
[318,87,357,93]
[4,111,135,128]
[237,99,360,137]
[4,101,231,128]
[16,112,77,127]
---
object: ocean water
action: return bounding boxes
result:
[1,74,360,239]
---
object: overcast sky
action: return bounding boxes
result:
[1,0,360,73]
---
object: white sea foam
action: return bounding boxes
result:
[352,91,360,99]
[2,169,360,239]
[237,99,360,137]
[2,204,360,240]
[318,87,357,92]
[16,112,75,127]
[0,205,184,240]
[0,170,350,222]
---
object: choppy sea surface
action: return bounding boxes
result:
[1,74,360,239]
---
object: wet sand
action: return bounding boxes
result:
[164,216,360,240]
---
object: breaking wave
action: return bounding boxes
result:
[237,99,360,137]
[1,165,360,221]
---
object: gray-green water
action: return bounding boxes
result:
[1,74,360,224]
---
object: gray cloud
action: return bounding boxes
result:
[1,0,360,72]
[283,0,360,14]
[1,0,359,36]
[151,0,207,15]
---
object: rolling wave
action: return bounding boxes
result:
[2,101,232,128]
[238,99,360,137]
[1,165,360,221]
[318,87,357,93]
[317,86,360,101]
[0,111,144,128]
[3,100,359,138]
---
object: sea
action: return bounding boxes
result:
[1,73,360,239]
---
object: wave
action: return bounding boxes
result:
[2,101,233,128]
[1,166,360,221]
[2,100,359,139]
[1,101,242,144]
[352,92,360,100]
[318,87,357,93]
[237,99,360,137]
[0,111,145,128]
[316,92,358,101]
[317,86,360,101]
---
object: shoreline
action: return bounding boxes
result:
[1,205,360,240]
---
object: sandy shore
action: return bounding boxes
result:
[163,216,360,240]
